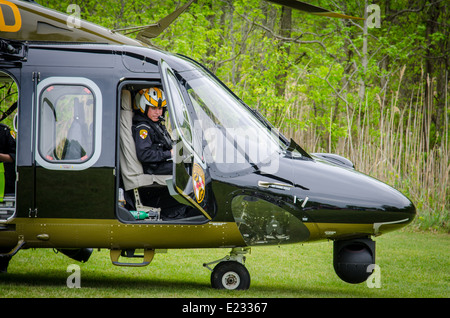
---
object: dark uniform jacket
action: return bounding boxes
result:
[0,123,16,194]
[132,113,173,175]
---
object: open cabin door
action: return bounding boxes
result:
[0,39,25,222]
[159,60,215,221]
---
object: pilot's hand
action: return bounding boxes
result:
[0,153,13,163]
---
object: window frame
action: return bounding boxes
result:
[35,77,102,170]
[165,67,193,145]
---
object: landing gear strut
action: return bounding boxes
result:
[203,247,251,290]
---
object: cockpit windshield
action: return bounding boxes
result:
[177,67,287,176]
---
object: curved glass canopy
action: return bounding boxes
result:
[177,67,289,176]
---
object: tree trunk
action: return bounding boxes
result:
[274,6,291,121]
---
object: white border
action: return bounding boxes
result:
[35,77,102,171]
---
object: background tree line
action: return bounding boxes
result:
[37,0,449,230]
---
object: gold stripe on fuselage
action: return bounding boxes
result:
[8,218,246,249]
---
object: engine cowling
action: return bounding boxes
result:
[333,238,375,284]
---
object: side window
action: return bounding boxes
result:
[166,69,192,144]
[36,77,102,170]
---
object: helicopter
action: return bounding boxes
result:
[0,0,415,290]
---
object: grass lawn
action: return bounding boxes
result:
[0,231,448,298]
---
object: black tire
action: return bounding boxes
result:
[211,261,250,290]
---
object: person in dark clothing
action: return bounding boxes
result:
[0,123,16,195]
[132,87,173,175]
[132,87,191,220]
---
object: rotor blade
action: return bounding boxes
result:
[137,0,195,43]
[266,0,364,20]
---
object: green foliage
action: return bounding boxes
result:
[0,82,17,128]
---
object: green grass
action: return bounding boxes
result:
[1,231,448,298]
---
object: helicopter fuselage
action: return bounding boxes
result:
[0,40,415,285]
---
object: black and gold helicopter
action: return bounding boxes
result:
[0,0,415,290]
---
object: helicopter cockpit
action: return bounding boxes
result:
[174,66,288,177]
[164,61,311,244]
[117,55,299,225]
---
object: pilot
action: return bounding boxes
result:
[132,87,173,175]
[0,123,16,195]
[132,87,190,219]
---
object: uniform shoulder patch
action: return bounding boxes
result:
[139,129,148,140]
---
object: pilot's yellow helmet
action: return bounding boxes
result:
[138,87,167,114]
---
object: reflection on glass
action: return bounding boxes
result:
[179,68,287,175]
[231,195,309,246]
[166,69,192,144]
[39,85,94,162]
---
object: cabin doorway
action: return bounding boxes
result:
[0,71,18,222]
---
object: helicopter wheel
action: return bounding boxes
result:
[211,261,250,290]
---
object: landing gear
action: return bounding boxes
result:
[0,240,25,273]
[204,247,251,290]
[211,261,250,290]
[0,255,10,273]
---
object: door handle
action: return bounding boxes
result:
[258,181,293,190]
[182,152,193,164]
